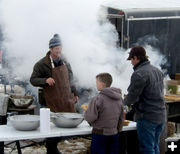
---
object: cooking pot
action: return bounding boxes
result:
[51,112,83,128]
[8,115,40,131]
[9,94,34,108]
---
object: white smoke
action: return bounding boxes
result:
[0,0,170,94]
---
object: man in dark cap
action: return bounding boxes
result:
[30,34,78,154]
[124,46,166,154]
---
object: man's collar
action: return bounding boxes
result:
[133,60,149,70]
[53,58,62,64]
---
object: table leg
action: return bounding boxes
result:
[16,141,22,154]
[0,142,4,154]
[0,115,6,154]
[119,130,140,154]
[119,132,126,154]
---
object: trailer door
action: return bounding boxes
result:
[107,14,124,47]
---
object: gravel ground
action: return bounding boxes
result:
[4,137,91,154]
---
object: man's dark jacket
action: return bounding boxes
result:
[124,61,166,124]
[30,51,78,105]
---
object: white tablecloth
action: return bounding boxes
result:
[0,121,136,142]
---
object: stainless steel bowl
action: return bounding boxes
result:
[8,115,40,131]
[51,112,83,128]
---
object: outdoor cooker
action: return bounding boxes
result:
[8,94,34,108]
[51,112,84,128]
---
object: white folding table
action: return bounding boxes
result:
[0,120,136,153]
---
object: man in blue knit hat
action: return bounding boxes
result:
[30,34,78,154]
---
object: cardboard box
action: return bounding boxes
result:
[167,85,178,94]
[167,80,180,94]
[167,79,180,85]
[175,73,180,80]
[177,123,180,134]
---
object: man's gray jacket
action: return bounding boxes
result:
[124,61,166,124]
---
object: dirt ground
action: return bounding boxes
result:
[4,137,91,154]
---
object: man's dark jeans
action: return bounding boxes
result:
[137,119,165,154]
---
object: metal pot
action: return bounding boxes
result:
[8,115,40,131]
[9,94,34,108]
[51,112,83,128]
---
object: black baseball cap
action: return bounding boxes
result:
[127,46,147,60]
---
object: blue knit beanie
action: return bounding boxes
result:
[49,34,61,48]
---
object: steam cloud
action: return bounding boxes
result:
[0,0,168,94]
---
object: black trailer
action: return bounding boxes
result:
[103,6,180,78]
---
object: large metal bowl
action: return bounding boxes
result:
[8,115,40,131]
[51,112,83,128]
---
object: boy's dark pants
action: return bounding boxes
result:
[91,133,119,154]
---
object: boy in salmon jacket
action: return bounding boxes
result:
[84,72,124,154]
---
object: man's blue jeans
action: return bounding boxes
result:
[137,119,165,154]
[91,133,119,154]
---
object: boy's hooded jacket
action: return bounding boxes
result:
[84,87,124,135]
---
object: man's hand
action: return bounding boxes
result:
[46,77,55,86]
[74,96,79,103]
